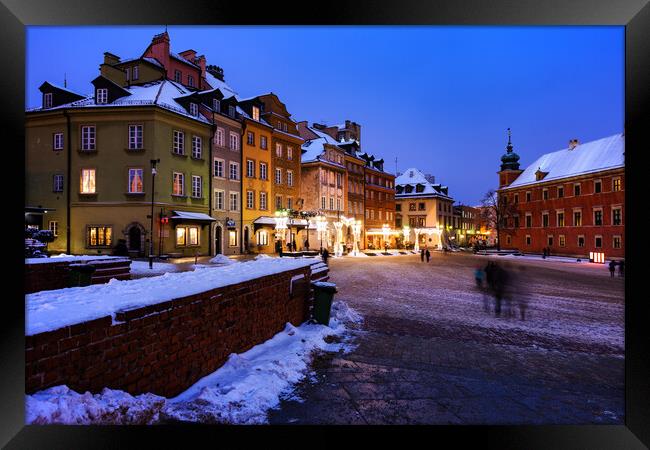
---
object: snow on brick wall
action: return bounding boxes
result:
[25,258,132,294]
[25,265,316,398]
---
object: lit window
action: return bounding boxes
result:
[173,172,184,196]
[287,147,293,160]
[176,227,186,246]
[80,169,96,194]
[574,211,582,227]
[252,106,260,121]
[559,235,566,247]
[81,126,96,151]
[96,88,108,104]
[229,229,238,246]
[129,125,143,149]
[188,227,199,245]
[53,133,64,150]
[612,178,621,192]
[87,226,112,247]
[257,230,269,246]
[557,212,564,227]
[613,236,621,249]
[275,143,282,157]
[128,168,144,193]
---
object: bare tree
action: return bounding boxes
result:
[480,189,518,251]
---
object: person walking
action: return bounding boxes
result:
[304,239,310,251]
[420,249,425,262]
[492,263,508,317]
[425,248,431,263]
[618,260,625,278]
[609,260,616,278]
[322,248,330,265]
[475,265,488,312]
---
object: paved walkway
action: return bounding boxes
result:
[269,253,624,425]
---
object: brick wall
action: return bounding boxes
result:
[25,263,325,397]
[25,259,131,294]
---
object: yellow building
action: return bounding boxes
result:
[238,97,275,253]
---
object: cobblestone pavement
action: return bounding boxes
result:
[268,252,625,425]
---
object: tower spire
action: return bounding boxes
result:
[64,72,67,88]
[506,127,513,153]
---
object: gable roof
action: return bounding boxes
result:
[506,133,624,189]
[395,168,452,199]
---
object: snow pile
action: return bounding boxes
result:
[25,386,165,425]
[347,252,369,258]
[25,300,362,425]
[130,261,180,276]
[209,254,237,265]
[254,254,272,260]
[162,300,360,424]
[26,257,315,335]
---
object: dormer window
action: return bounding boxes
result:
[228,105,236,118]
[283,123,288,132]
[96,88,108,105]
[213,99,220,112]
[189,102,198,116]
[409,170,414,178]
[187,75,194,88]
[252,106,260,121]
[43,93,53,108]
[132,65,139,80]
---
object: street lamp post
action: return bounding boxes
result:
[316,214,327,254]
[149,158,160,269]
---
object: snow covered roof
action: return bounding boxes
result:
[395,168,452,200]
[204,71,238,99]
[27,80,212,124]
[39,81,85,97]
[505,133,625,189]
[171,211,216,221]
[170,51,200,69]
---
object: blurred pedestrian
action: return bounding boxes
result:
[475,265,488,312]
[492,263,509,317]
[425,249,431,262]
[304,239,310,251]
[509,265,529,320]
[322,248,330,265]
[618,260,625,277]
[420,249,425,262]
[609,260,616,277]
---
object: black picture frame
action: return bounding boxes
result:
[3,0,648,448]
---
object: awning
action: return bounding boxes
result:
[253,216,315,230]
[25,206,56,214]
[366,228,402,236]
[170,211,216,222]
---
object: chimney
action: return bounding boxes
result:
[146,32,170,74]
[103,52,120,65]
[206,65,225,81]
[568,139,579,150]
[197,55,206,79]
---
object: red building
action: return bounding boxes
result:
[497,132,624,259]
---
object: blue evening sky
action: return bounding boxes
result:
[26,26,624,205]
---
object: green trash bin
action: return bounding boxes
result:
[68,263,96,287]
[311,281,338,326]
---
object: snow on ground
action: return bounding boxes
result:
[26,258,315,335]
[130,261,180,276]
[209,254,238,265]
[25,300,362,425]
[26,255,122,265]
[254,254,272,260]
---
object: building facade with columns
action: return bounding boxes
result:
[497,132,625,259]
